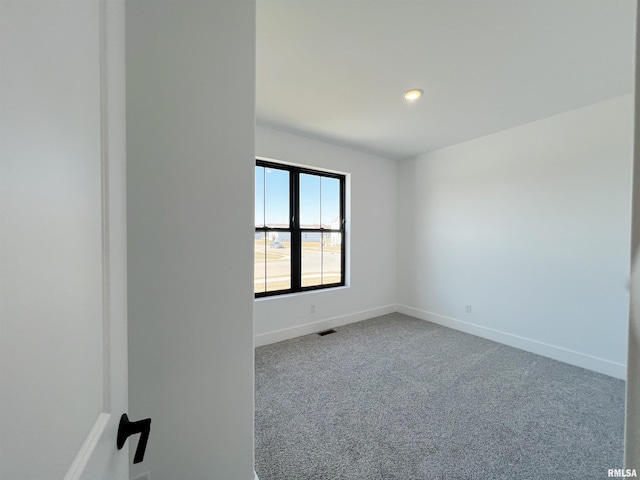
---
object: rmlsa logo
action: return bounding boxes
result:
[608,469,638,478]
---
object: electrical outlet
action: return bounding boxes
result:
[465,304,472,314]
[310,304,316,314]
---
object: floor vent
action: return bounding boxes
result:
[318,329,337,336]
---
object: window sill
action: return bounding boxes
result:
[254,285,349,302]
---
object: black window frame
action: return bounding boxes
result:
[255,159,346,298]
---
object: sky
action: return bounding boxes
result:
[255,166,340,228]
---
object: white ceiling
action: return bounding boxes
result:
[256,0,636,160]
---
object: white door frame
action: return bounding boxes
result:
[0,1,129,478]
[66,2,129,477]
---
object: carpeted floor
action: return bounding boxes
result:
[254,313,625,479]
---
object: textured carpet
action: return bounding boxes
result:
[255,313,625,479]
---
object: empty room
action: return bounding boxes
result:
[253,1,637,479]
[3,1,640,480]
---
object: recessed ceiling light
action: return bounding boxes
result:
[404,89,423,102]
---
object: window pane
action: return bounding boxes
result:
[301,232,322,287]
[266,231,291,292]
[300,174,320,228]
[321,177,340,228]
[254,234,266,294]
[265,168,289,227]
[255,166,264,228]
[302,232,342,287]
[322,232,342,284]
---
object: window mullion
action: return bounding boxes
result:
[290,169,301,291]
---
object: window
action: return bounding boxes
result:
[255,160,346,297]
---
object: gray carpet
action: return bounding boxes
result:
[255,313,625,479]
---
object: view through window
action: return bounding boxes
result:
[255,160,346,297]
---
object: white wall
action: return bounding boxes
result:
[254,126,397,345]
[397,95,633,379]
[126,2,255,479]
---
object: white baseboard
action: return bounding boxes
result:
[396,304,626,380]
[253,303,626,378]
[254,305,396,347]
[254,471,259,480]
